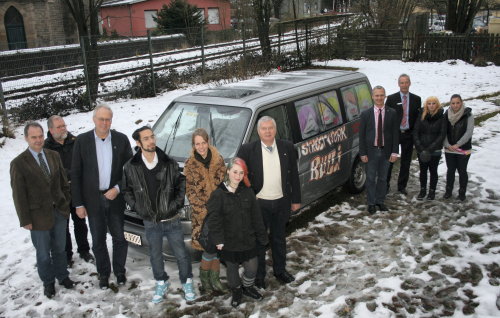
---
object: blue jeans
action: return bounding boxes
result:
[144,218,192,284]
[365,148,391,205]
[87,194,128,278]
[30,209,69,286]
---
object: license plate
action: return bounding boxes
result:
[124,231,142,246]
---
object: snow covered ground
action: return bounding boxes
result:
[0,60,499,317]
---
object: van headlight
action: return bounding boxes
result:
[179,205,193,220]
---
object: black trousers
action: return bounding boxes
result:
[418,154,441,191]
[388,131,414,191]
[256,197,290,280]
[65,206,90,259]
[445,153,470,194]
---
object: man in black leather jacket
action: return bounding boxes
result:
[122,126,195,303]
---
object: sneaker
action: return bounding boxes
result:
[152,280,170,304]
[59,277,75,289]
[242,285,263,300]
[80,251,95,263]
[116,273,127,286]
[99,276,109,290]
[44,283,56,299]
[182,278,196,301]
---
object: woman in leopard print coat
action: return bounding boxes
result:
[184,128,227,293]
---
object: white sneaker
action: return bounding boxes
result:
[182,278,196,301]
[152,280,169,304]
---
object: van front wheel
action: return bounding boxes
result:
[345,157,365,193]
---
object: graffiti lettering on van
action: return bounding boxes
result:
[300,126,347,156]
[309,144,343,181]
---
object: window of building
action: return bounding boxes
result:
[144,10,157,29]
[198,9,205,22]
[207,8,220,24]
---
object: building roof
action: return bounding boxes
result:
[101,0,148,7]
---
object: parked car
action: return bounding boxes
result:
[123,69,371,260]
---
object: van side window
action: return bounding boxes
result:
[354,83,373,112]
[249,105,292,142]
[295,96,322,139]
[318,90,343,129]
[341,86,360,121]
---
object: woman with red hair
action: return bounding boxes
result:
[207,157,268,307]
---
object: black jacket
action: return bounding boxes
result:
[386,92,422,132]
[413,108,446,153]
[445,107,473,151]
[207,183,268,252]
[122,147,185,222]
[237,139,301,205]
[71,129,132,216]
[44,132,76,180]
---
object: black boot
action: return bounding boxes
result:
[242,285,263,300]
[458,189,466,201]
[427,189,435,201]
[443,187,452,199]
[417,188,426,200]
[231,287,243,307]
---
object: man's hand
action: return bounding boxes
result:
[76,207,88,218]
[104,188,119,201]
[291,203,301,212]
[389,154,399,163]
[361,155,368,163]
[23,224,32,230]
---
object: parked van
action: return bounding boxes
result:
[123,69,372,259]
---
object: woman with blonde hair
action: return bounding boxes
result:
[184,128,227,294]
[413,96,446,200]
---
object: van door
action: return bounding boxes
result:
[291,90,351,205]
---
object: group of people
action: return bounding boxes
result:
[360,74,474,214]
[10,105,301,308]
[10,73,473,307]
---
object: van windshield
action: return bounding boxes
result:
[153,102,252,162]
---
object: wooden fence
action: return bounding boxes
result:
[335,29,500,64]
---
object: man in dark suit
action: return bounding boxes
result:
[71,104,132,289]
[11,122,75,298]
[237,116,301,289]
[359,86,400,214]
[44,115,94,267]
[385,74,421,195]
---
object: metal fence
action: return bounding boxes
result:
[0,16,353,132]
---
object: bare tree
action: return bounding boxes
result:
[445,0,484,33]
[352,0,418,28]
[252,0,272,58]
[63,0,103,105]
[272,0,284,19]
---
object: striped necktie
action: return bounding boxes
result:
[38,153,51,179]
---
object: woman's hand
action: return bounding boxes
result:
[216,244,224,250]
[448,144,459,152]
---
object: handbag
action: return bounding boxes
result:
[198,212,217,254]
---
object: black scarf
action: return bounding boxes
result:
[194,148,212,169]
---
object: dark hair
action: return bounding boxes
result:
[24,121,43,136]
[132,126,152,141]
[191,128,209,146]
[450,94,463,102]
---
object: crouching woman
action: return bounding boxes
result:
[207,157,268,307]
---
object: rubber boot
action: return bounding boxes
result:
[209,270,228,293]
[417,188,426,200]
[199,269,213,294]
[427,189,435,200]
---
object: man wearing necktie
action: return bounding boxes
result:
[386,74,422,195]
[237,116,301,289]
[359,86,400,214]
[11,122,75,298]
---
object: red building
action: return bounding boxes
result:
[100,0,231,37]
